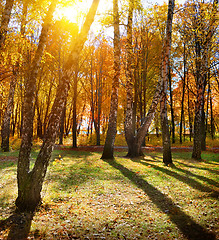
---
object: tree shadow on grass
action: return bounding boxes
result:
[47,152,111,193]
[103,158,216,240]
[172,164,219,189]
[134,159,219,199]
[0,211,34,240]
[0,158,17,170]
[175,161,219,175]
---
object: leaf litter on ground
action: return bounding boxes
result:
[0,150,218,239]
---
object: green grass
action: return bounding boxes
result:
[0,149,218,239]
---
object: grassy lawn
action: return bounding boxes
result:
[0,149,218,239]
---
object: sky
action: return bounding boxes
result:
[55,0,187,24]
[54,0,187,39]
[143,0,186,5]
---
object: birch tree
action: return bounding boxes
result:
[190,0,218,160]
[123,0,175,159]
[16,0,100,212]
[101,0,120,159]
[0,0,15,151]
[1,0,29,151]
[0,0,14,49]
[159,0,175,165]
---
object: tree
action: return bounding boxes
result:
[190,0,218,160]
[0,0,15,151]
[1,72,16,151]
[0,0,14,49]
[124,0,135,157]
[1,0,29,151]
[168,64,175,144]
[179,41,187,144]
[101,0,120,159]
[121,0,175,158]
[72,62,79,147]
[15,0,100,212]
[16,0,58,211]
[159,0,174,165]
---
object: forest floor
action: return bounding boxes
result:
[61,145,219,153]
[0,147,218,239]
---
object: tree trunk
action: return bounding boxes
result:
[96,65,102,146]
[43,80,53,135]
[16,74,70,211]
[192,39,204,160]
[209,83,215,139]
[90,54,97,142]
[0,0,14,49]
[72,69,78,148]
[201,73,208,151]
[132,81,162,157]
[160,0,174,165]
[65,101,73,137]
[124,1,135,157]
[59,99,66,145]
[16,0,59,211]
[179,42,186,144]
[192,85,203,160]
[1,74,16,151]
[122,1,174,158]
[192,41,206,160]
[11,102,18,136]
[20,0,28,35]
[187,83,193,141]
[200,105,206,151]
[36,98,43,139]
[16,0,100,212]
[168,64,175,144]
[101,0,120,159]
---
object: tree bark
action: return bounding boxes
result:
[124,1,135,157]
[1,74,16,151]
[201,101,206,151]
[180,43,186,144]
[101,0,120,159]
[187,82,193,141]
[72,69,78,148]
[192,86,203,160]
[209,83,215,139]
[11,102,18,136]
[96,62,103,146]
[59,99,66,145]
[192,38,206,160]
[0,0,14,49]
[36,97,43,139]
[168,64,175,144]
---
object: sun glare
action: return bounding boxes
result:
[54,0,112,32]
[54,5,82,24]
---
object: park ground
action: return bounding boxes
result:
[0,142,218,239]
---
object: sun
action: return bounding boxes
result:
[54,0,112,33]
[54,6,80,23]
[54,1,93,24]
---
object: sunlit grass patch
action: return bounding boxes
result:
[0,149,218,239]
[0,158,17,219]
